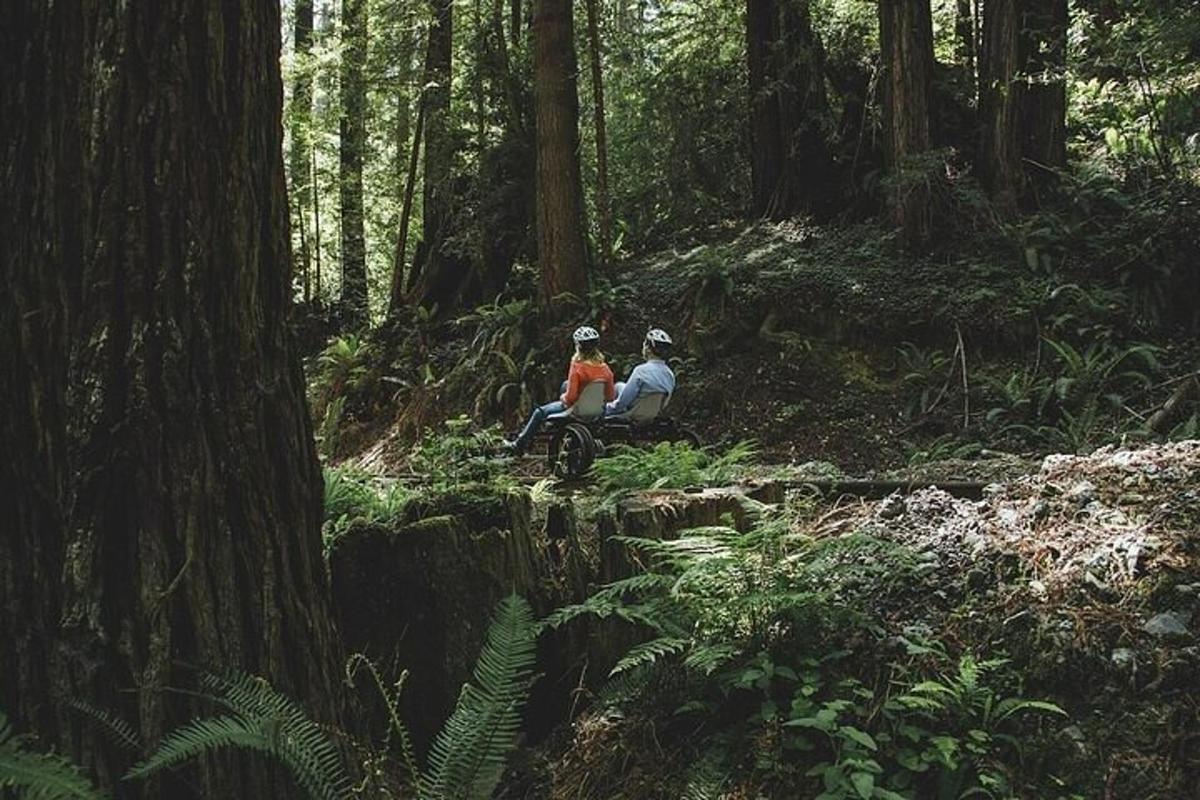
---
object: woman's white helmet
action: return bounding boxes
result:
[573,325,601,344]
[645,328,673,346]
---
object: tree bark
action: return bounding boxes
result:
[746,0,833,220]
[533,0,591,308]
[390,96,427,316]
[979,0,1068,215]
[585,0,614,270]
[955,0,976,94]
[340,0,370,324]
[292,0,316,301]
[408,0,472,313]
[2,0,346,793]
[878,0,935,248]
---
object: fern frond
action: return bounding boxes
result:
[422,594,536,800]
[609,637,689,677]
[0,711,105,800]
[594,664,654,709]
[126,672,349,800]
[65,700,141,753]
[344,655,420,789]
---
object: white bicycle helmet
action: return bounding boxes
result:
[573,325,601,343]
[645,328,673,346]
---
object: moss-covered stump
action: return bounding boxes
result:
[329,490,541,747]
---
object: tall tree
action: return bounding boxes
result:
[956,0,977,93]
[2,0,345,793]
[407,0,469,313]
[746,0,833,219]
[979,0,1069,214]
[878,0,936,248]
[533,0,590,307]
[585,0,614,270]
[291,0,316,302]
[340,0,370,324]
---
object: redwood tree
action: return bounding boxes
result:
[878,0,936,248]
[979,0,1068,214]
[291,0,316,301]
[407,0,461,310]
[340,0,370,323]
[746,0,833,219]
[2,1,345,794]
[533,0,590,307]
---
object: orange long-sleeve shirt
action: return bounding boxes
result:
[562,359,616,406]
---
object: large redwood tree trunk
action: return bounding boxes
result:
[2,1,346,794]
[408,0,470,313]
[533,0,590,308]
[746,0,833,219]
[340,0,370,324]
[979,0,1068,215]
[878,0,935,248]
[291,0,316,300]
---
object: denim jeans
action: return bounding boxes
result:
[514,400,566,453]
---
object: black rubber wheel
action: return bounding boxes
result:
[549,423,596,478]
[675,425,702,449]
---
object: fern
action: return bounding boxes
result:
[609,637,690,677]
[420,594,537,800]
[125,672,349,800]
[0,710,104,800]
[65,700,141,754]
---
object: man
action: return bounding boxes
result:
[606,328,676,417]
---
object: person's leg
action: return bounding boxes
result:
[514,400,566,453]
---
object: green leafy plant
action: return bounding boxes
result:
[314,335,374,404]
[0,710,103,800]
[883,655,1067,799]
[590,440,756,494]
[405,416,516,495]
[896,343,953,419]
[322,464,416,546]
[348,594,538,800]
[125,672,350,800]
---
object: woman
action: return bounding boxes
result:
[506,326,615,455]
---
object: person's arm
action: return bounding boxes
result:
[606,367,643,414]
[561,362,583,406]
[604,366,616,402]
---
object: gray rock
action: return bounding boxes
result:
[878,493,906,520]
[1143,611,1192,639]
[1110,647,1137,673]
[1067,480,1097,505]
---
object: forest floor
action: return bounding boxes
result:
[308,218,1199,799]
[315,218,1198,476]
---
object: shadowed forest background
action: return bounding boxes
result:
[2,0,1199,798]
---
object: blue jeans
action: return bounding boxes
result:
[514,401,566,453]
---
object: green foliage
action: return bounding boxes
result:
[347,595,537,800]
[421,594,537,800]
[590,440,756,494]
[406,416,516,493]
[322,464,416,545]
[544,508,1073,798]
[896,343,953,419]
[126,672,350,800]
[315,335,374,403]
[0,710,104,800]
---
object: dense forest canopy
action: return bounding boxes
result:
[2,0,1198,798]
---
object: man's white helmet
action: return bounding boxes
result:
[573,325,601,343]
[645,328,673,346]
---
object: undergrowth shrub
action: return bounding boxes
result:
[544,512,1073,799]
[590,440,756,494]
[347,594,537,800]
[0,710,103,799]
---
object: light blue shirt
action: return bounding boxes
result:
[606,359,676,415]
